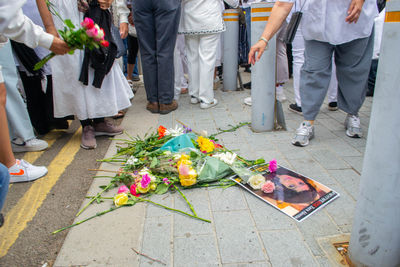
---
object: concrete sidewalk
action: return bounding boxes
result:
[54,72,371,267]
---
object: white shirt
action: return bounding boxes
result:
[0,0,53,49]
[279,0,378,45]
[241,0,263,9]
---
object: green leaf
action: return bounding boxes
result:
[64,19,75,29]
[150,157,159,168]
[155,183,169,195]
[254,158,265,165]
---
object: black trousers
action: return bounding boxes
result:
[132,0,181,104]
[127,35,139,65]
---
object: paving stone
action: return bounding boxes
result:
[315,256,334,267]
[146,194,174,218]
[213,210,266,263]
[223,261,271,267]
[209,187,247,211]
[173,188,213,237]
[327,169,360,200]
[324,139,362,157]
[259,230,318,267]
[174,235,219,267]
[323,184,356,227]
[243,191,296,231]
[342,156,363,174]
[309,149,350,170]
[272,141,314,160]
[296,212,342,256]
[318,118,345,132]
[140,216,172,267]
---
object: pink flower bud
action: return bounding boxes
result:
[81,17,94,29]
[117,185,129,194]
[261,180,275,194]
[268,159,277,173]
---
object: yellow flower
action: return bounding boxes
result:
[196,136,215,153]
[179,166,197,187]
[114,193,129,207]
[137,183,150,194]
[177,154,192,168]
[150,182,157,191]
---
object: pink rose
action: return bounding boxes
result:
[81,17,94,29]
[163,178,171,185]
[130,184,140,197]
[140,174,151,188]
[117,185,129,194]
[86,27,98,38]
[268,159,277,173]
[261,180,275,194]
[178,164,190,176]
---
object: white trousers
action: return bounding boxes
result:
[174,34,188,100]
[185,33,219,104]
[292,29,338,106]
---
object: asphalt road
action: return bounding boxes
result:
[0,118,122,266]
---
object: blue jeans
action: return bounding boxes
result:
[0,163,10,213]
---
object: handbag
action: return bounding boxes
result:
[283,0,307,44]
[111,24,127,58]
[283,11,302,44]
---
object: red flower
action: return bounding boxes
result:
[100,40,109,47]
[158,125,167,139]
[130,184,140,197]
[81,17,94,29]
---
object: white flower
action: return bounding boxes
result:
[165,125,184,137]
[126,156,138,166]
[212,152,237,165]
[248,174,265,190]
[163,150,172,156]
[200,130,208,137]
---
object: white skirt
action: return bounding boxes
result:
[50,0,133,120]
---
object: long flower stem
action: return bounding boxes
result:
[52,207,120,234]
[76,182,114,217]
[173,185,197,216]
[133,196,210,223]
[33,52,55,71]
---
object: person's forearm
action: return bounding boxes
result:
[36,0,58,36]
[260,1,293,42]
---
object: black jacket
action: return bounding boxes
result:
[79,0,118,88]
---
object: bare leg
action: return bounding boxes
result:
[0,83,16,168]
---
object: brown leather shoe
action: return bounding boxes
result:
[159,100,178,115]
[146,102,159,113]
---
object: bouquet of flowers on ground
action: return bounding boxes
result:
[34,0,109,70]
[53,122,277,234]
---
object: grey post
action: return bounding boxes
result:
[222,9,239,91]
[349,1,400,266]
[251,3,276,132]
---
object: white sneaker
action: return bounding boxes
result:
[291,121,314,147]
[276,85,287,102]
[244,97,252,106]
[11,138,48,152]
[190,96,199,104]
[9,159,48,183]
[200,99,218,109]
[345,114,362,138]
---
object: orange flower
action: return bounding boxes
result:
[158,125,167,139]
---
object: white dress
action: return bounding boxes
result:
[50,0,133,120]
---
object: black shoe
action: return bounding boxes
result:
[0,213,4,227]
[328,102,338,111]
[244,67,251,73]
[288,103,302,114]
[243,82,251,89]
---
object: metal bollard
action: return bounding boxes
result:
[349,2,400,266]
[223,9,239,91]
[251,3,276,132]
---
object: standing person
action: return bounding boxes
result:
[0,0,69,183]
[125,1,140,89]
[37,0,133,150]
[179,0,239,109]
[249,0,377,147]
[132,0,181,115]
[174,34,189,100]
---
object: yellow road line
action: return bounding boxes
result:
[0,128,82,257]
[8,130,65,190]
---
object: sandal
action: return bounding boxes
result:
[113,110,126,119]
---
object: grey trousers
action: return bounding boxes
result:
[300,32,374,120]
[133,0,181,104]
[0,42,35,142]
